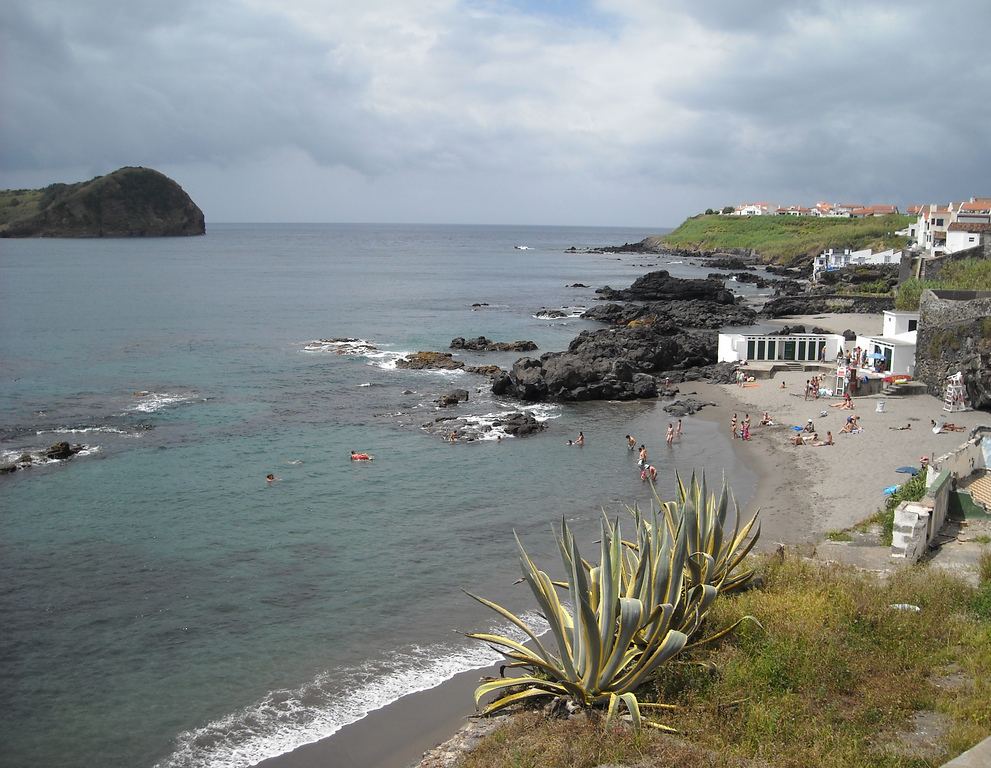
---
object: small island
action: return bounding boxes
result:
[0,166,205,238]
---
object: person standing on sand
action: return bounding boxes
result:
[666,423,675,445]
[741,421,751,441]
[730,413,738,439]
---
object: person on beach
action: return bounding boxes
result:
[576,431,585,446]
[889,423,912,431]
[839,415,861,434]
[780,380,786,389]
[803,419,816,433]
[804,380,811,401]
[759,411,773,426]
[741,421,751,441]
[791,432,805,446]
[823,431,834,445]
[676,419,683,436]
[350,451,373,461]
[626,434,637,450]
[666,423,675,445]
[730,413,738,439]
[638,444,648,467]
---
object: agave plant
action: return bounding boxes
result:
[466,474,759,728]
[661,470,761,595]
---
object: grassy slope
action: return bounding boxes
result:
[0,188,45,226]
[461,555,991,768]
[660,214,912,266]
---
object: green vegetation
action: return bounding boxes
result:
[467,474,759,730]
[837,279,892,296]
[0,187,44,226]
[864,472,929,546]
[661,214,911,266]
[826,530,854,542]
[460,557,991,768]
[895,259,991,310]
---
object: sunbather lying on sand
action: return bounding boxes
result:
[889,423,912,430]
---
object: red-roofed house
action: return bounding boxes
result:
[913,197,991,255]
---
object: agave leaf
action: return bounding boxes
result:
[613,628,688,692]
[569,536,602,689]
[643,720,680,733]
[605,692,621,727]
[684,614,759,649]
[618,692,642,730]
[598,596,644,688]
[463,590,552,664]
[478,687,556,715]
[465,632,554,667]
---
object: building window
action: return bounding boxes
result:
[767,340,777,359]
[747,339,755,359]
[757,340,766,359]
[908,320,917,332]
[936,218,944,226]
[798,340,807,360]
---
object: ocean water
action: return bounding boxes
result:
[0,224,760,768]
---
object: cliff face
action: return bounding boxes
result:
[0,167,205,237]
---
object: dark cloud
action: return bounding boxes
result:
[1,0,988,223]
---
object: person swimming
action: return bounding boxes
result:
[350,450,373,461]
[266,473,278,482]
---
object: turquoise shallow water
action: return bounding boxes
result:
[0,224,758,768]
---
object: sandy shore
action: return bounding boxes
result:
[259,314,988,767]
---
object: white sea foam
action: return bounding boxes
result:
[155,613,549,768]
[36,426,131,436]
[532,306,586,320]
[128,393,200,413]
[303,338,378,355]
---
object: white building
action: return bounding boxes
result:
[718,332,845,365]
[732,202,775,216]
[812,247,903,281]
[854,311,919,377]
[946,222,991,254]
[913,197,991,256]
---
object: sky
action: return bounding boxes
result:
[2,0,989,227]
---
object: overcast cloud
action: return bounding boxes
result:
[2,0,989,225]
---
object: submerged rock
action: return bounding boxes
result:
[396,351,465,370]
[492,412,546,437]
[436,389,469,407]
[663,398,717,417]
[44,442,83,460]
[450,336,537,352]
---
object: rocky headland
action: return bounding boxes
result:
[491,270,753,403]
[0,167,205,238]
[450,336,537,352]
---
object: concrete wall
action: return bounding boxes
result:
[890,468,952,561]
[932,431,988,479]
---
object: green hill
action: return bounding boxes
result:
[657,213,911,266]
[0,167,205,238]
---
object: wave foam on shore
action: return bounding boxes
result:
[156,613,549,768]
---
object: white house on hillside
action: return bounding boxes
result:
[732,202,775,216]
[914,197,991,256]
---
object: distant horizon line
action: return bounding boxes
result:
[202,221,676,230]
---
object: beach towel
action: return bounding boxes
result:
[895,466,920,475]
[882,485,899,495]
[792,426,803,431]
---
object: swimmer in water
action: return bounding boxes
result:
[266,473,278,482]
[350,450,373,461]
[626,434,636,451]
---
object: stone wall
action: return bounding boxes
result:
[921,244,986,281]
[916,290,991,410]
